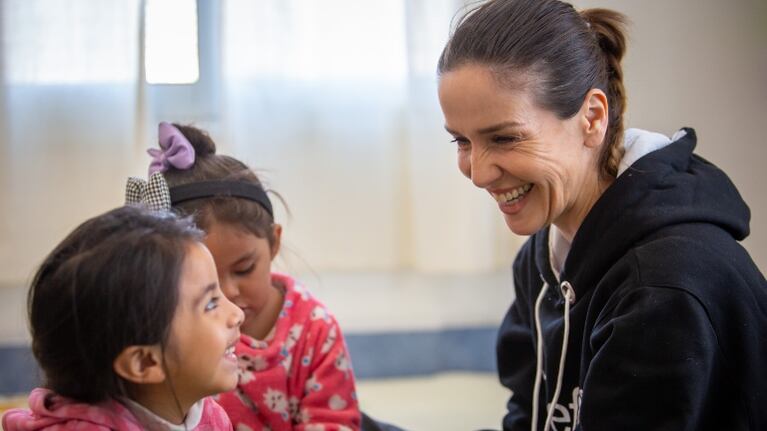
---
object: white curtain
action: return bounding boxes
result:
[0,0,145,283]
[0,0,518,286]
[220,0,517,274]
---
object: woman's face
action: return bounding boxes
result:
[438,63,601,236]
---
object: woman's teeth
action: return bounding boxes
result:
[493,184,532,204]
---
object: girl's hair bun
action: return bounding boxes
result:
[173,123,217,157]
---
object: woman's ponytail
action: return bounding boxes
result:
[581,8,629,178]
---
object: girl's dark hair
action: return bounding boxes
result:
[438,0,628,178]
[28,205,203,403]
[162,124,278,244]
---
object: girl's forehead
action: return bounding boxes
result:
[177,243,219,299]
[203,222,271,260]
[206,221,266,243]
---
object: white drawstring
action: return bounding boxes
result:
[531,280,576,431]
[531,281,548,431]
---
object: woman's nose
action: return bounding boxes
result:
[469,146,500,188]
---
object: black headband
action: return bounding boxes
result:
[169,181,273,218]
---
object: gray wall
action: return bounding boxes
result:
[574,0,767,270]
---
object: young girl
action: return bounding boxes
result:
[1,205,244,430]
[130,122,361,430]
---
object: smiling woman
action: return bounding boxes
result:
[437,0,767,430]
[440,64,610,238]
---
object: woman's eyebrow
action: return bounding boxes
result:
[445,121,524,136]
[476,121,523,134]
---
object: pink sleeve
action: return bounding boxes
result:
[1,412,114,431]
[295,316,361,431]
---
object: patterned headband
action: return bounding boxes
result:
[125,173,172,211]
[125,175,273,218]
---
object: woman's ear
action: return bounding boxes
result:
[270,224,282,260]
[580,88,609,148]
[113,345,166,385]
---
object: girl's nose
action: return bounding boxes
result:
[227,298,245,328]
[220,277,239,300]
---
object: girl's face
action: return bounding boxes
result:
[438,64,604,237]
[164,242,243,403]
[203,221,282,339]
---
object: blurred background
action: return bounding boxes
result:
[0,0,765,429]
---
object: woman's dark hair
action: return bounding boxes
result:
[28,205,203,403]
[438,0,628,178]
[162,124,278,244]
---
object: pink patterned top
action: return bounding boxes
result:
[2,388,232,430]
[216,273,361,431]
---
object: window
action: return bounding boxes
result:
[144,0,220,121]
[144,0,199,84]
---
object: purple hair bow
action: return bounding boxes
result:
[147,122,196,175]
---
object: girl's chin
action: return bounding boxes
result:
[215,367,240,392]
[225,374,239,391]
[241,318,268,341]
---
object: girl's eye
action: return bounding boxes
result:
[234,264,255,276]
[205,296,220,312]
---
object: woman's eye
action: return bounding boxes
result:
[234,264,255,276]
[450,137,470,148]
[205,296,220,312]
[492,135,521,145]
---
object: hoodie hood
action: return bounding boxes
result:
[2,388,227,431]
[2,388,144,430]
[535,128,751,298]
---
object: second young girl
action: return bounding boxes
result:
[2,205,243,430]
[131,122,361,430]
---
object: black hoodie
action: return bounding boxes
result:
[498,129,767,431]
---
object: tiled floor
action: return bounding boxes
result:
[357,372,508,431]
